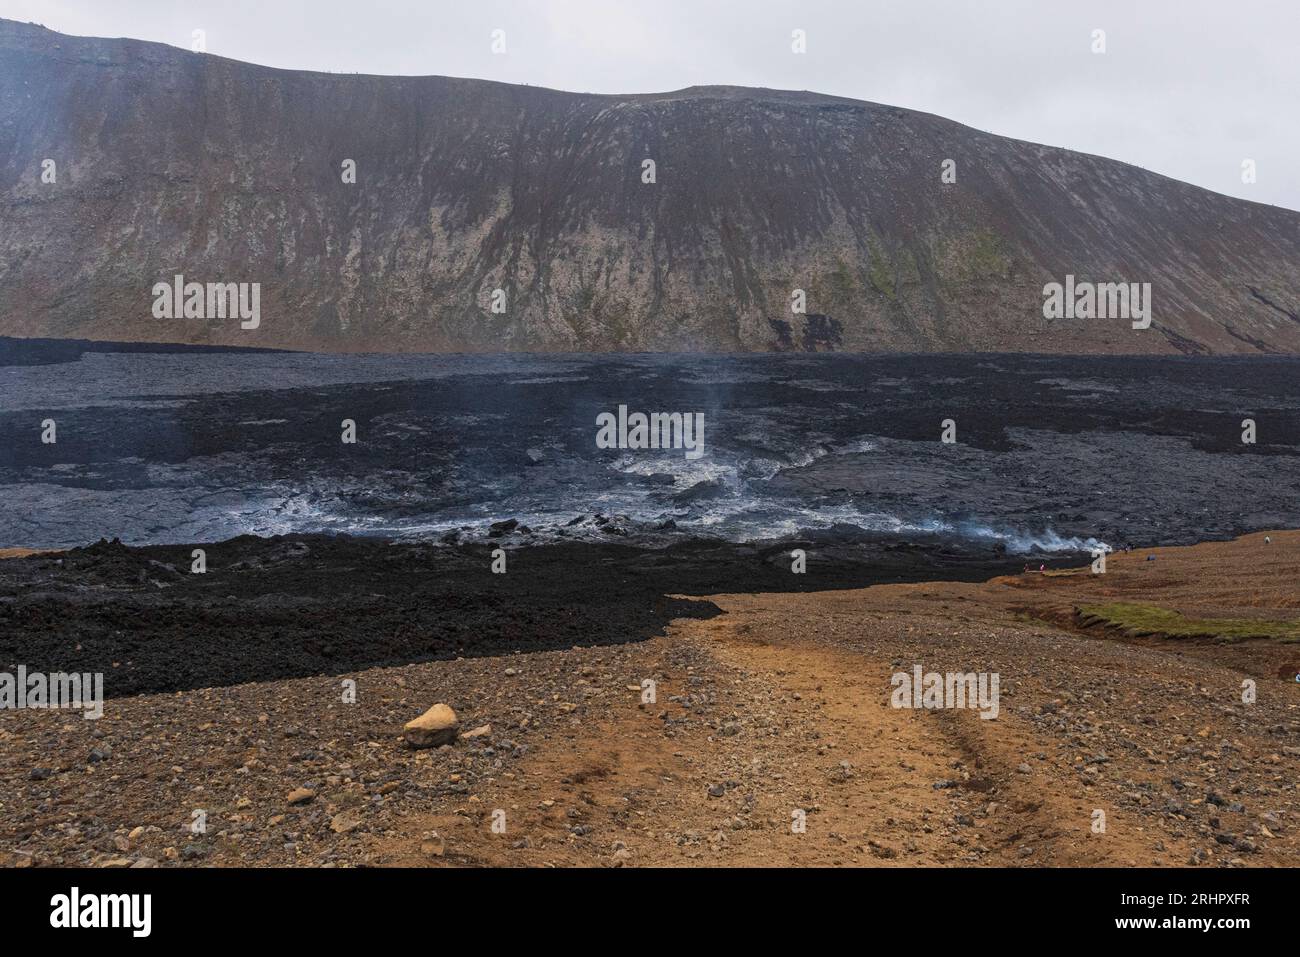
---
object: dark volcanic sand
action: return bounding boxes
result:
[0,533,1020,699]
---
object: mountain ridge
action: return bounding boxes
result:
[2,18,1298,355]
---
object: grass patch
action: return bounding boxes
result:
[865,237,896,300]
[1077,602,1300,642]
[967,229,1010,279]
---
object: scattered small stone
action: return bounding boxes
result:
[330,814,361,834]
[404,704,460,748]
[421,831,446,857]
[867,840,897,859]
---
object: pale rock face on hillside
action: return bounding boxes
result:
[1,19,1298,355]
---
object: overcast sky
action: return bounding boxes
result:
[5,0,1297,211]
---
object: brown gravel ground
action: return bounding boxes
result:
[1,531,1297,868]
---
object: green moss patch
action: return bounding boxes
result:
[1077,602,1300,642]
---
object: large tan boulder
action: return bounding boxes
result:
[403,704,459,748]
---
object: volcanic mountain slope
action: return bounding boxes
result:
[1,18,1298,355]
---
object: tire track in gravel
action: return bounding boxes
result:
[692,604,1166,866]
[372,604,1170,866]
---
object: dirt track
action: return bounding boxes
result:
[371,532,1300,867]
[2,532,1298,868]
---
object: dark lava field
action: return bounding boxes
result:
[2,341,1299,696]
